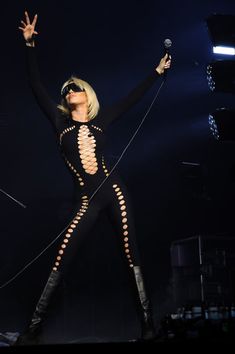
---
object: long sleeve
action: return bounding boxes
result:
[99,70,161,130]
[26,46,62,131]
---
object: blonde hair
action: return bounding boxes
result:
[57,76,100,120]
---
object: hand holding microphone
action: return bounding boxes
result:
[155,38,172,77]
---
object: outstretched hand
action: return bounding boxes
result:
[156,53,171,75]
[18,11,38,42]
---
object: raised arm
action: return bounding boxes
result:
[19,11,61,130]
[100,54,171,129]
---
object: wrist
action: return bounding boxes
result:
[25,35,35,47]
[156,67,163,75]
[25,41,35,47]
[26,35,34,43]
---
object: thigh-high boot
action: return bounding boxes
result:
[132,266,157,341]
[14,270,61,345]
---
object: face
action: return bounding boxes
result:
[61,82,88,106]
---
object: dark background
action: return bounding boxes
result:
[1,0,235,343]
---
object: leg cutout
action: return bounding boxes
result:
[109,184,156,341]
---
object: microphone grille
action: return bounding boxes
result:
[164,38,172,49]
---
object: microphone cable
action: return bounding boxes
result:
[0,188,27,208]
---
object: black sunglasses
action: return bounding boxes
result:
[61,83,84,98]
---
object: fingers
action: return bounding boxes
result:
[19,11,38,36]
[32,14,38,27]
[25,11,30,25]
[20,20,27,27]
[162,55,171,65]
[161,55,171,70]
[163,53,171,59]
[23,10,37,27]
[164,55,172,66]
[164,60,171,69]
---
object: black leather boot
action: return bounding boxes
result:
[132,266,157,341]
[14,270,61,346]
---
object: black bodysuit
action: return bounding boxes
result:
[27,46,160,274]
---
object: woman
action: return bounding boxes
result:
[17,11,171,345]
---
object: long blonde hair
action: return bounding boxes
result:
[57,76,100,120]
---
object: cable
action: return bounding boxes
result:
[88,78,166,202]
[0,217,78,289]
[0,188,26,208]
[0,78,166,290]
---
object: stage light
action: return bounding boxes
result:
[206,14,235,56]
[206,60,235,93]
[208,108,235,141]
[213,46,235,56]
[206,14,235,142]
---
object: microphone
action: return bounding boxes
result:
[164,38,172,59]
[163,38,172,80]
